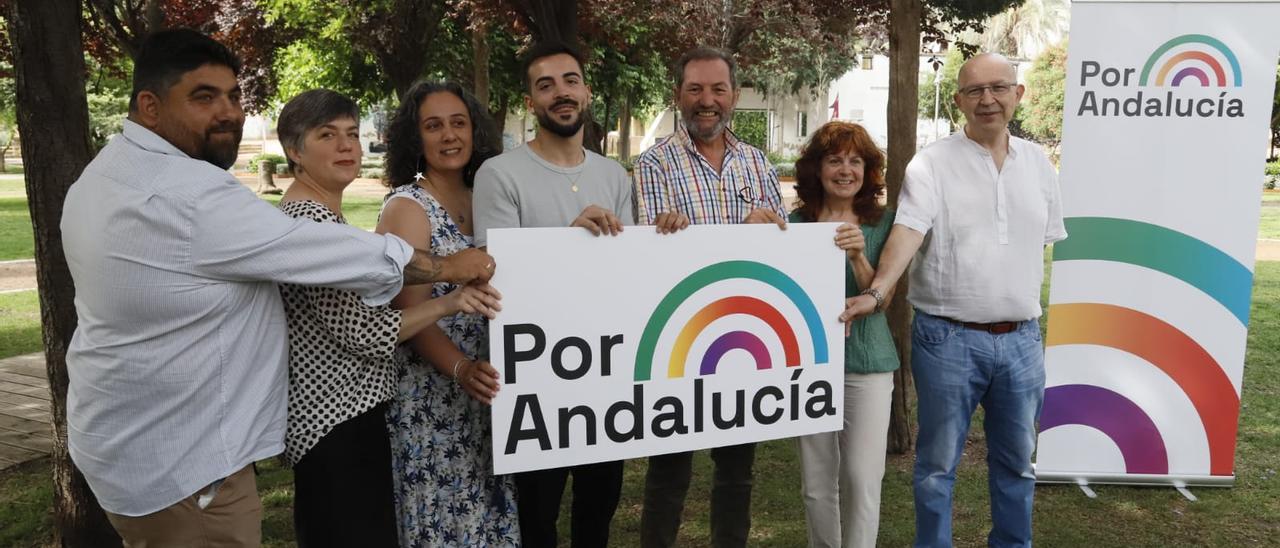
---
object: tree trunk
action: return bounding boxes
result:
[601,97,613,156]
[885,0,922,455]
[144,0,165,31]
[7,1,121,544]
[583,111,604,155]
[257,161,281,195]
[494,94,510,146]
[619,95,633,162]
[516,0,579,43]
[473,26,491,108]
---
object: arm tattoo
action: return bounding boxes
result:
[404,250,445,284]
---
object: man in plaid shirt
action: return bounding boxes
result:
[633,46,786,547]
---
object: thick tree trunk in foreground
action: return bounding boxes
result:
[7,0,120,543]
[885,0,923,455]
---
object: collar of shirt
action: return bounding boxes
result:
[121,119,192,160]
[958,126,1020,161]
[674,125,744,165]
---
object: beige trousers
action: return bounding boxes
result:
[106,464,262,548]
[797,372,895,548]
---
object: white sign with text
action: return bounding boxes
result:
[488,224,845,474]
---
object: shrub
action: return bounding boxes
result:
[774,162,796,178]
[359,167,384,179]
[1265,161,1280,177]
[767,151,798,165]
[248,153,287,173]
[609,156,634,173]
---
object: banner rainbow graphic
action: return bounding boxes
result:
[1140,34,1242,87]
[1040,217,1249,476]
[634,261,828,382]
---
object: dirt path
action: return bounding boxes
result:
[1256,240,1280,261]
[0,260,36,293]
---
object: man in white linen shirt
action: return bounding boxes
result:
[842,53,1066,548]
[61,29,495,545]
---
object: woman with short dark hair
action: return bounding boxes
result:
[275,88,500,546]
[377,81,520,545]
[791,120,899,548]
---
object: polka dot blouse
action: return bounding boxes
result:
[277,200,403,465]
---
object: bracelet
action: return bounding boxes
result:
[452,358,468,382]
[860,287,885,313]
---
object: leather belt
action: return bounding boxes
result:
[944,317,1022,334]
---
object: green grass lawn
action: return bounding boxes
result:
[1258,206,1280,239]
[2,260,1279,546]
[1,178,38,260]
[0,196,34,261]
[0,291,41,360]
[0,176,27,198]
[0,187,384,263]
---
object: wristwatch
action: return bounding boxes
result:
[860,287,885,313]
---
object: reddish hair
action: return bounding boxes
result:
[792,121,886,225]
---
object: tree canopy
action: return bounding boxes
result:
[84,0,281,112]
[1020,38,1067,148]
[917,47,964,127]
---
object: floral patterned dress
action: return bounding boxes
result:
[382,184,520,547]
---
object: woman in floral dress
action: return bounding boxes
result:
[377,80,520,547]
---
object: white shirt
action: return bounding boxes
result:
[896,129,1067,322]
[61,120,414,516]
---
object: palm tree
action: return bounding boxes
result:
[979,0,1069,59]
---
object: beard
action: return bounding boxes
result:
[199,124,243,170]
[160,116,243,170]
[680,105,731,142]
[536,98,585,138]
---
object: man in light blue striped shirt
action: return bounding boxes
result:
[61,29,494,545]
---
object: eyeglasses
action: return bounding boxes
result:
[960,83,1015,99]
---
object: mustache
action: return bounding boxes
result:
[206,123,241,135]
[551,98,579,110]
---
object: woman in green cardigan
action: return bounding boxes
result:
[790,121,899,548]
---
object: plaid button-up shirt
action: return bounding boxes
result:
[633,128,785,225]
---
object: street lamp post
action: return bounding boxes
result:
[929,55,944,141]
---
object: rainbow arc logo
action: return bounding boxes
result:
[1140,34,1241,87]
[1041,217,1248,476]
[634,261,829,382]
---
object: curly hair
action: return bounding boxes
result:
[792,121,886,225]
[384,80,501,188]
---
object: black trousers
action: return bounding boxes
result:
[640,443,757,548]
[514,460,625,548]
[292,402,399,548]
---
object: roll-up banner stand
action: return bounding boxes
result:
[1036,0,1280,488]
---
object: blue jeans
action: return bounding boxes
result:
[910,310,1045,548]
